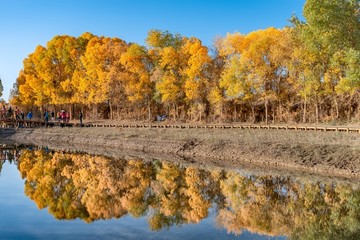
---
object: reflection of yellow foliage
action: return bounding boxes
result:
[120,160,153,217]
[16,148,360,238]
[182,167,210,223]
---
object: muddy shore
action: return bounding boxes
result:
[2,126,360,180]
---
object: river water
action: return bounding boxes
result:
[1,145,359,239]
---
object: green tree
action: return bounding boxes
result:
[0,78,3,98]
[292,0,360,122]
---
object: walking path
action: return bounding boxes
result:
[1,119,360,133]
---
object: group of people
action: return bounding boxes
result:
[1,105,25,120]
[1,104,83,126]
[42,110,72,123]
[44,110,83,124]
[53,110,70,123]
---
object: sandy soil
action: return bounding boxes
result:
[2,124,360,180]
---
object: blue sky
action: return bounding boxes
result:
[0,0,305,101]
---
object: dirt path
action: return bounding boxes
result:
[2,126,360,180]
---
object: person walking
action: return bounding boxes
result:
[44,110,49,128]
[61,110,66,123]
[79,111,83,125]
[56,111,61,122]
[27,111,33,120]
[66,111,70,123]
[51,110,55,122]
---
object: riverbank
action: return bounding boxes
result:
[2,125,360,180]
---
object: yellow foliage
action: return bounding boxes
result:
[215,32,246,57]
[181,37,211,103]
[156,73,181,104]
[120,44,153,104]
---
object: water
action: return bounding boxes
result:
[2,145,359,239]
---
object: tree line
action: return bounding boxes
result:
[11,0,360,123]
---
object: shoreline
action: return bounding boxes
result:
[2,126,360,180]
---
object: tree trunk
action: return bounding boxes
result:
[233,101,237,122]
[334,97,339,120]
[272,106,275,123]
[315,102,319,124]
[277,101,282,123]
[166,105,170,120]
[303,100,307,123]
[92,104,98,119]
[68,105,72,121]
[81,105,85,120]
[175,103,178,120]
[251,103,255,123]
[347,95,353,121]
[219,103,223,122]
[72,103,75,121]
[147,102,151,121]
[109,101,113,120]
[265,99,268,124]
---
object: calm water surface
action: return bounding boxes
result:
[1,145,359,239]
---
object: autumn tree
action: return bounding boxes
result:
[77,36,128,119]
[181,37,211,121]
[218,28,294,123]
[120,43,154,120]
[17,46,50,108]
[15,35,90,116]
[12,1,360,124]
[146,29,186,119]
[71,32,95,106]
[41,35,80,108]
[206,48,226,121]
[217,32,256,121]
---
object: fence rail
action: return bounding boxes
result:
[1,119,360,133]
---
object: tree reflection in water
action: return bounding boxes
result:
[1,147,20,174]
[16,149,360,239]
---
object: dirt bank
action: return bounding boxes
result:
[2,126,360,180]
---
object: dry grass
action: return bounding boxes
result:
[38,126,360,148]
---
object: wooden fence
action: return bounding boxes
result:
[1,119,360,133]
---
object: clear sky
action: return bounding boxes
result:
[0,0,305,101]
